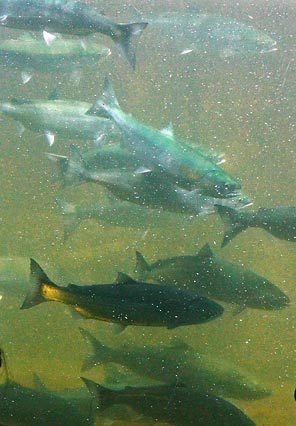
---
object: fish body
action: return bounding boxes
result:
[65,150,249,215]
[135,9,276,58]
[0,98,119,143]
[82,379,255,426]
[81,331,271,400]
[87,78,245,200]
[0,350,95,425]
[217,205,296,247]
[135,243,290,310]
[0,0,147,67]
[21,259,223,329]
[56,197,166,239]
[0,35,111,72]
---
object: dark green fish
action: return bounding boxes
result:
[0,348,95,425]
[0,0,148,68]
[135,243,289,310]
[87,78,245,200]
[81,331,271,400]
[81,378,256,426]
[217,205,296,247]
[20,259,223,330]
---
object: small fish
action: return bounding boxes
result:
[86,77,246,200]
[0,97,120,144]
[56,197,166,240]
[135,243,290,310]
[0,0,148,68]
[0,348,95,425]
[0,34,111,78]
[81,378,256,426]
[80,331,271,400]
[217,205,296,247]
[20,259,223,330]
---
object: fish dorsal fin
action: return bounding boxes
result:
[168,337,190,351]
[197,243,214,260]
[33,373,48,391]
[86,77,119,117]
[161,122,174,138]
[116,272,138,285]
[135,251,151,274]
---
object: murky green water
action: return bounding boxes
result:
[0,1,295,425]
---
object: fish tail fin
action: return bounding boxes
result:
[216,205,247,248]
[62,144,89,186]
[56,198,81,240]
[112,22,148,69]
[134,251,151,278]
[20,259,53,309]
[86,77,119,119]
[80,378,115,412]
[80,328,112,371]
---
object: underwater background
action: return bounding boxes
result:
[0,0,295,425]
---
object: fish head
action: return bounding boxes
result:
[211,21,277,57]
[199,170,241,199]
[249,286,290,310]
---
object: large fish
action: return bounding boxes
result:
[0,34,111,83]
[61,146,250,215]
[86,78,245,200]
[131,7,277,58]
[0,348,95,425]
[217,205,296,247]
[135,243,290,311]
[81,378,256,426]
[20,259,223,330]
[0,97,120,145]
[81,331,271,400]
[0,0,147,68]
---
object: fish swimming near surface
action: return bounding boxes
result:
[217,205,296,247]
[131,7,277,58]
[135,243,290,311]
[0,34,111,83]
[81,378,256,426]
[0,0,148,68]
[80,330,271,400]
[20,259,223,330]
[86,77,246,200]
[0,348,96,425]
[0,97,121,145]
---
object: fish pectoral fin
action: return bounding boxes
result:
[43,30,57,46]
[133,166,153,175]
[111,323,127,334]
[160,122,175,138]
[21,71,33,85]
[32,373,48,391]
[45,131,55,146]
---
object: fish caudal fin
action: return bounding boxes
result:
[79,328,112,371]
[20,259,53,309]
[80,378,114,412]
[216,205,247,248]
[112,22,148,69]
[55,198,81,241]
[134,251,151,278]
[86,77,119,118]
